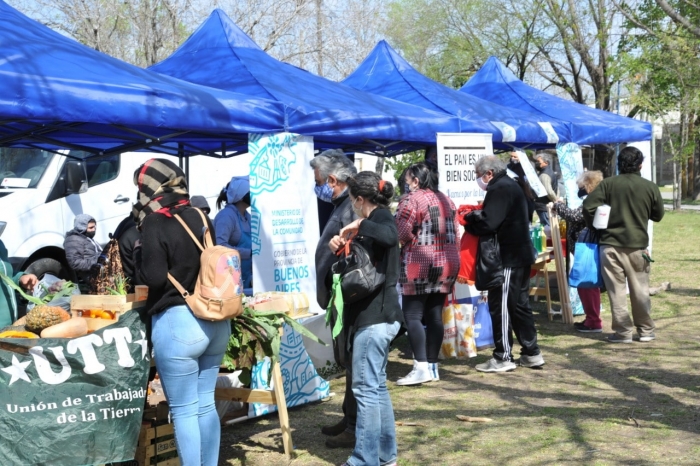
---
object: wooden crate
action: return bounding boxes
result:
[135,422,180,466]
[70,294,146,332]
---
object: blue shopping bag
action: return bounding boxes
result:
[568,228,603,288]
[473,297,495,350]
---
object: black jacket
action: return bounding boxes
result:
[110,216,142,289]
[63,229,101,282]
[315,191,357,309]
[465,171,535,268]
[344,207,404,331]
[136,206,215,316]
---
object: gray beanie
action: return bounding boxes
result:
[190,195,211,212]
[74,214,95,233]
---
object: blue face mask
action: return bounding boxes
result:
[314,182,334,203]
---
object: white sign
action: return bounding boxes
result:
[629,140,654,256]
[513,149,547,198]
[556,143,584,208]
[436,132,493,205]
[249,133,321,314]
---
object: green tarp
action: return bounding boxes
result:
[0,310,150,466]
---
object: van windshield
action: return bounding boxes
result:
[0,148,54,188]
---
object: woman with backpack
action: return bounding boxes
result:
[134,158,230,466]
[328,171,403,466]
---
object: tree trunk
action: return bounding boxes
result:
[694,135,700,200]
[673,159,681,210]
[592,145,615,177]
[375,157,385,176]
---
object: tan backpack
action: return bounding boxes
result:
[167,208,244,321]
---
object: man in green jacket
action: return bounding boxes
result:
[0,240,38,327]
[583,147,665,344]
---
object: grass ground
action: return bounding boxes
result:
[219,211,700,466]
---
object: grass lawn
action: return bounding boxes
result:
[219,211,700,466]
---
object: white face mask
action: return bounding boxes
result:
[351,198,364,217]
[477,176,489,191]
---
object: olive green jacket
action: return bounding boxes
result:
[583,172,664,249]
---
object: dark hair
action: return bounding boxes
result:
[216,182,229,211]
[347,171,394,207]
[397,167,410,196]
[618,146,644,174]
[406,162,439,191]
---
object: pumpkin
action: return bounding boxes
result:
[40,317,89,339]
[25,305,71,333]
[0,327,40,339]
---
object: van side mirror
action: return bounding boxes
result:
[45,159,89,203]
[64,160,88,194]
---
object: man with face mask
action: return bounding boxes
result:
[308,149,359,448]
[464,156,543,373]
[64,214,101,284]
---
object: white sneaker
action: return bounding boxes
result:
[396,361,433,386]
[429,362,439,381]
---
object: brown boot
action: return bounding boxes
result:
[321,418,347,436]
[325,430,356,449]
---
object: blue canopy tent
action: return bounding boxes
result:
[149,10,462,156]
[460,56,651,145]
[342,41,571,147]
[0,0,289,157]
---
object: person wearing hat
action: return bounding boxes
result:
[63,214,101,284]
[214,176,252,290]
[190,195,211,216]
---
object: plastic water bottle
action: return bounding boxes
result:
[539,225,547,252]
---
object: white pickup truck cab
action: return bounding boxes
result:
[0,148,250,279]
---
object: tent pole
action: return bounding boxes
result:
[179,143,189,186]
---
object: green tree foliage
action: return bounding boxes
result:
[618,0,700,203]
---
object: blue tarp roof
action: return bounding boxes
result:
[0,0,289,156]
[343,41,571,146]
[149,10,462,155]
[460,56,652,145]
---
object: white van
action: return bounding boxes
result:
[0,148,251,279]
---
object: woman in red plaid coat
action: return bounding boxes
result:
[395,163,460,385]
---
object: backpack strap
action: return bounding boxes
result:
[167,207,212,298]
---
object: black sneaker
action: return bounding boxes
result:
[574,322,603,333]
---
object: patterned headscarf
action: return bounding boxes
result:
[132,158,190,225]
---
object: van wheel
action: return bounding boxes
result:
[25,258,73,281]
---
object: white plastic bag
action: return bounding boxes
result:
[26,274,80,311]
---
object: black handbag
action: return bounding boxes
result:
[331,236,386,304]
[475,234,504,291]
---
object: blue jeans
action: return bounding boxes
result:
[347,321,401,466]
[152,305,231,466]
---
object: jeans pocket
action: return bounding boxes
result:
[385,321,400,341]
[166,308,206,345]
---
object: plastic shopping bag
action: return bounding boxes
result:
[473,293,495,350]
[439,294,477,359]
[26,274,80,311]
[569,228,603,288]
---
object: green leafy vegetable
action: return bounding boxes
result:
[223,307,326,386]
[0,273,76,306]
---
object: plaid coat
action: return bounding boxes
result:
[395,189,461,295]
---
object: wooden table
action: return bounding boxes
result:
[214,312,317,459]
[530,248,554,319]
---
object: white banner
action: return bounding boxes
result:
[513,149,547,198]
[556,143,585,208]
[629,140,654,256]
[249,133,322,314]
[436,133,493,205]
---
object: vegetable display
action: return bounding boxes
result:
[223,306,326,385]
